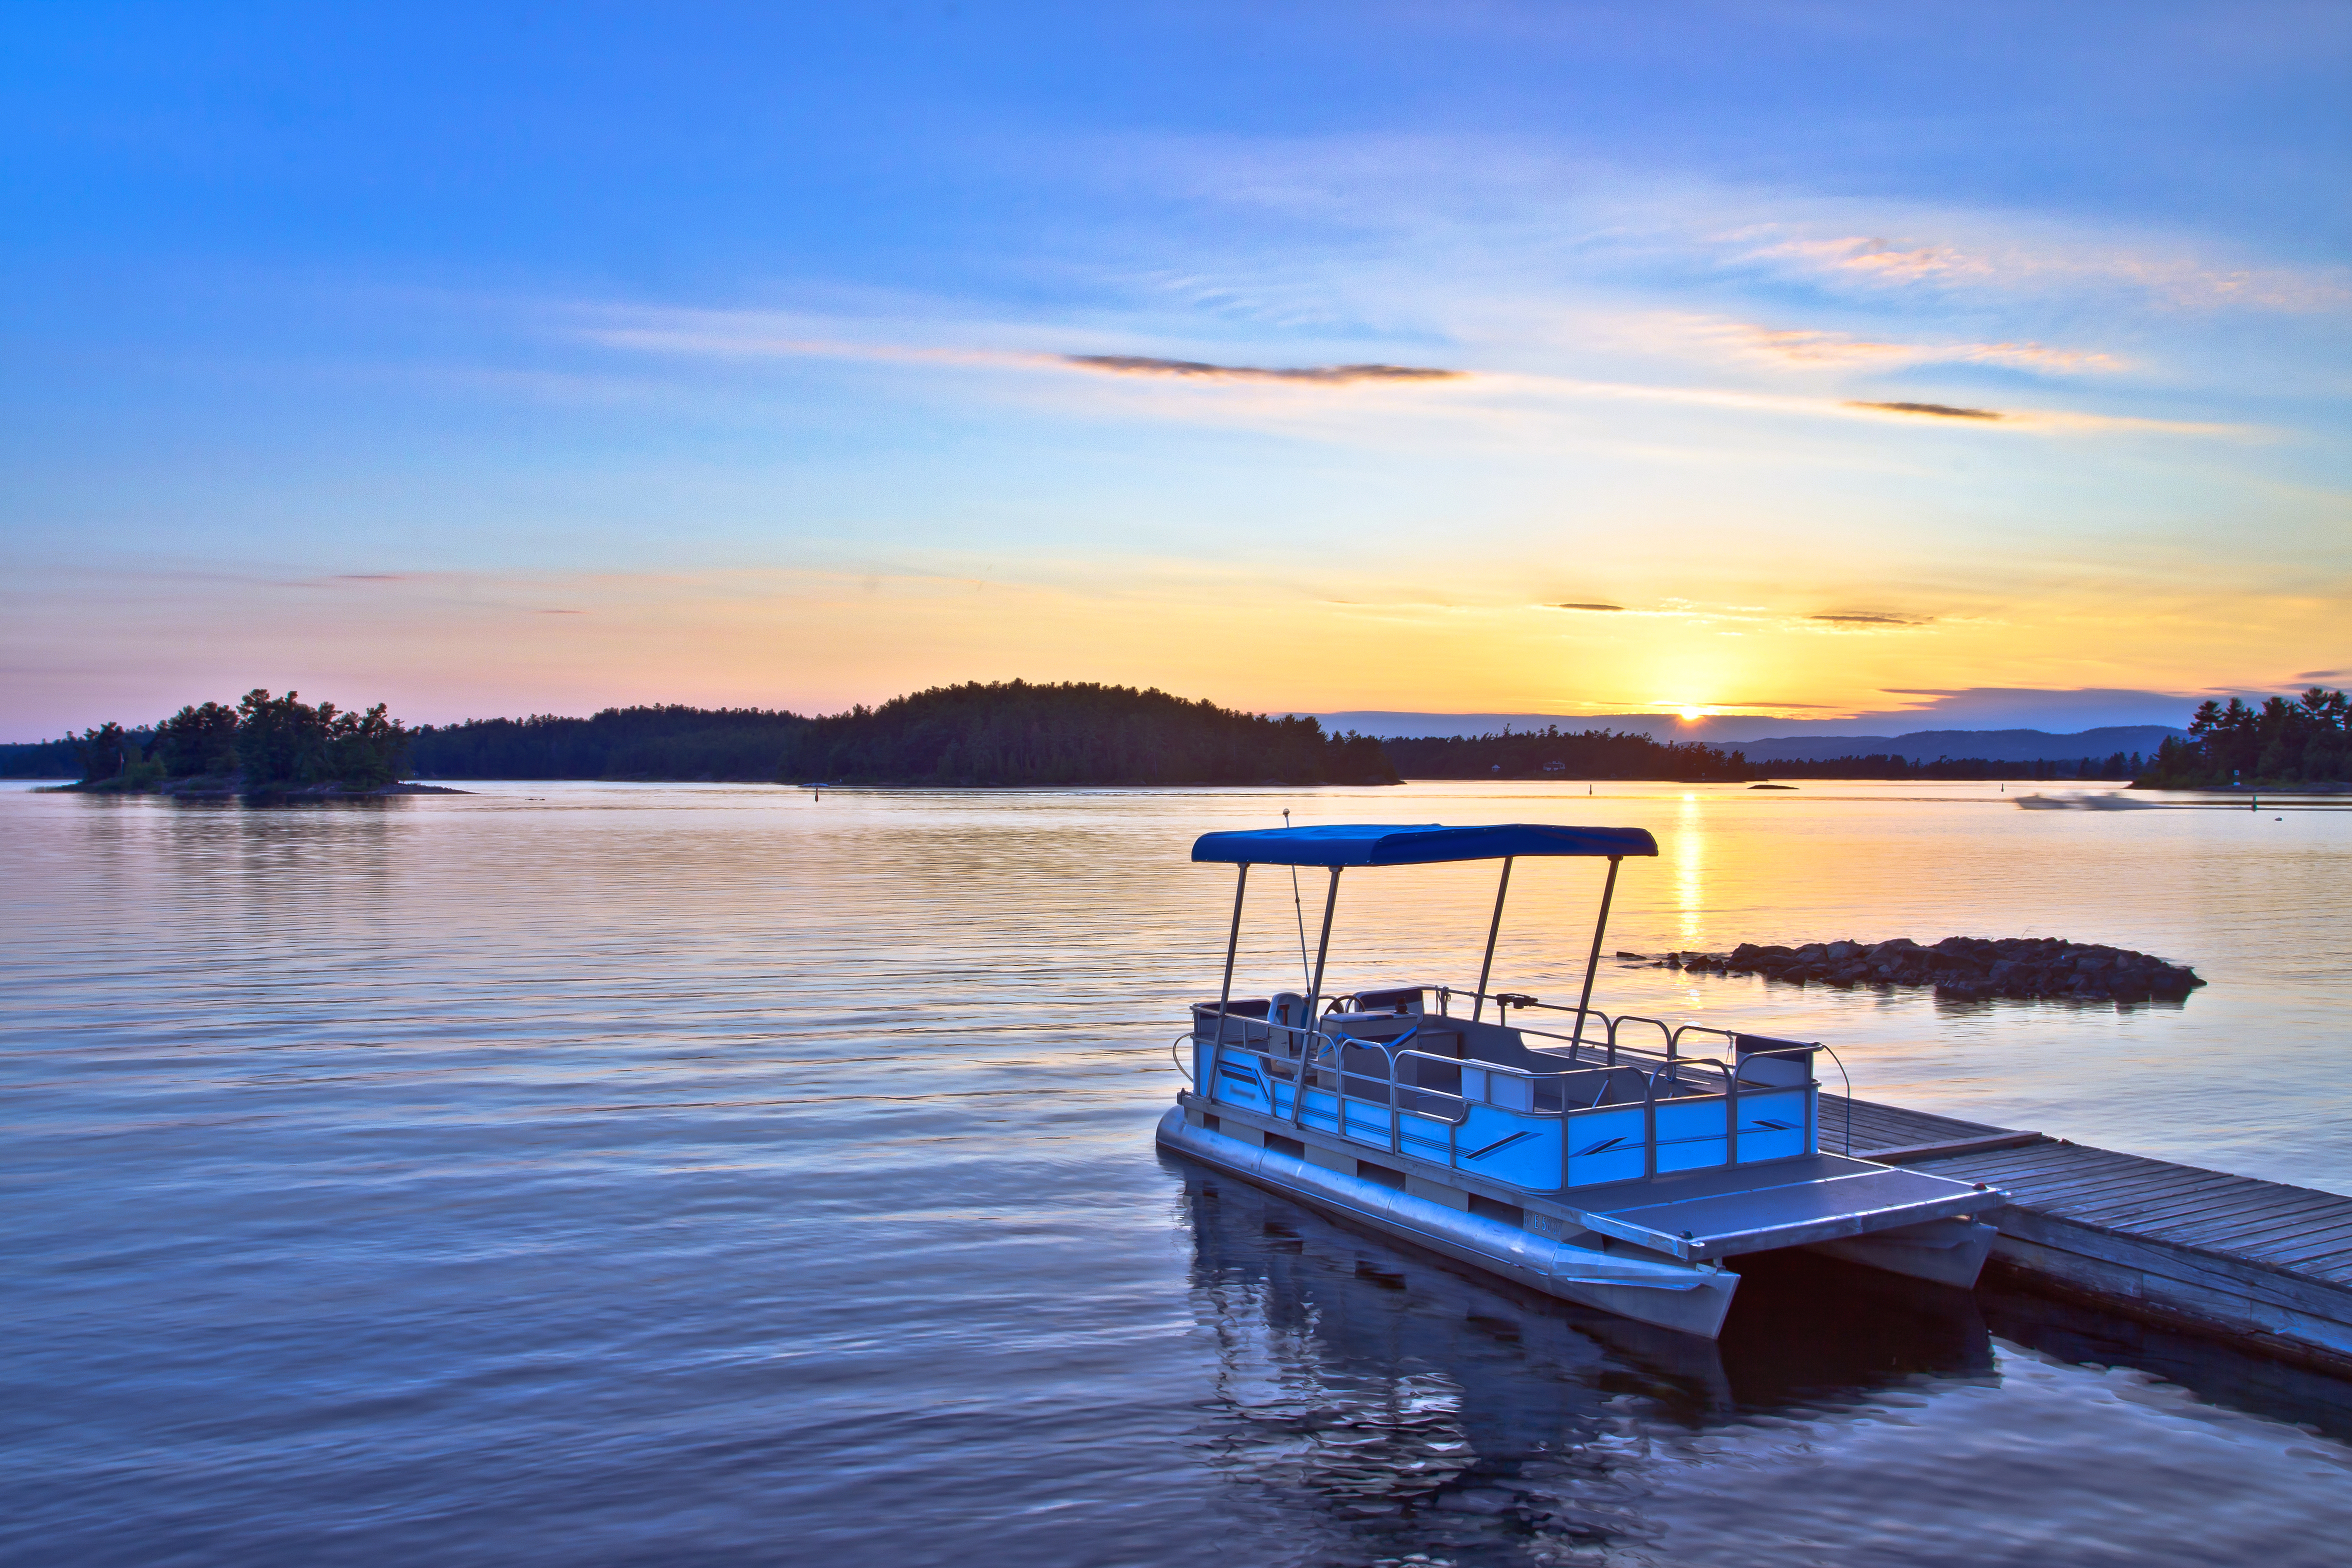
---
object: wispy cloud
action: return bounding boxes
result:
[1062,355,1461,383]
[1706,320,2124,374]
[1736,228,2352,313]
[1812,612,1930,626]
[1546,602,1624,612]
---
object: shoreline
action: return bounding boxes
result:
[38,778,471,798]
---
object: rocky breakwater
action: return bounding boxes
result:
[1654,936,2205,1004]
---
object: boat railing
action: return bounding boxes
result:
[1186,1007,1818,1192]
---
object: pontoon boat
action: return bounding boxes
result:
[1158,822,2006,1338]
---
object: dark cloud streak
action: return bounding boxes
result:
[1063,354,1463,384]
[1548,602,1624,612]
[1846,400,2003,420]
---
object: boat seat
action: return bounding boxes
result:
[1562,1066,1651,1108]
[1192,998,1272,1048]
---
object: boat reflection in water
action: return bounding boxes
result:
[1173,1164,2352,1568]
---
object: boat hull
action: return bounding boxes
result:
[1156,1106,1740,1338]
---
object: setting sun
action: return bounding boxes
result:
[1678,706,1706,723]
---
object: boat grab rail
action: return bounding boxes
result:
[1198,1029,1477,1142]
[1191,1024,1815,1188]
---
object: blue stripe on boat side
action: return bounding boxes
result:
[1466,1129,1538,1160]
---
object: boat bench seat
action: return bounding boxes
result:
[1192,998,1272,1048]
[1558,1066,1656,1108]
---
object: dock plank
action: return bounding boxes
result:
[2234,1226,2352,1268]
[1984,1166,2249,1210]
[2046,1173,2318,1221]
[2022,1174,2338,1234]
[1996,1160,2238,1200]
[2284,1246,2352,1279]
[2148,1194,2352,1240]
[2082,1176,2352,1223]
[1992,1148,2248,1193]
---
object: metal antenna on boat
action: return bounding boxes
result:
[1283,808,1310,988]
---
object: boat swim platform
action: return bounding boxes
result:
[1826,1092,2352,1376]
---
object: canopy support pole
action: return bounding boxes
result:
[1471,856,1514,1022]
[1214,864,1248,1047]
[1572,855,1622,1047]
[1292,867,1342,1124]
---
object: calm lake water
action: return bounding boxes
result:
[6,779,2350,1566]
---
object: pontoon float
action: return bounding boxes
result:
[1158,822,2006,1338]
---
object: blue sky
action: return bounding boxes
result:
[4,2,2347,736]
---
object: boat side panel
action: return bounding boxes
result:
[1454,1104,1561,1188]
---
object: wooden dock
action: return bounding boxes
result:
[1828,1094,2352,1374]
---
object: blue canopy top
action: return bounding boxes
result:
[1191,822,1659,868]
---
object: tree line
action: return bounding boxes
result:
[2136,689,2350,787]
[40,690,412,792]
[1762,751,2149,782]
[22,684,2339,790]
[1381,726,1752,780]
[406,705,808,781]
[1377,726,2150,782]
[402,682,1398,785]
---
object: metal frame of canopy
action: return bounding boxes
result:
[1189,822,1662,1052]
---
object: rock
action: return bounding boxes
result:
[1684,935,2202,1004]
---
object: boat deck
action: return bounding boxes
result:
[1823,1092,2352,1369]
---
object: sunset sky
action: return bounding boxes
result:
[4,3,2347,738]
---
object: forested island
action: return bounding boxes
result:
[36,690,424,796]
[2135,689,2350,788]
[768,681,1396,786]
